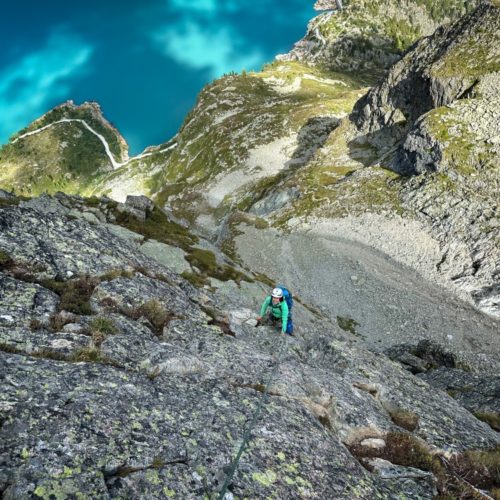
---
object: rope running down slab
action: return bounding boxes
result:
[217,332,290,499]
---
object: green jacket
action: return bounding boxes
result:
[260,296,289,333]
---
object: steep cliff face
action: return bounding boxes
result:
[0,2,498,319]
[351,1,500,141]
[0,101,128,196]
[347,1,500,316]
[278,0,478,77]
[1,192,499,499]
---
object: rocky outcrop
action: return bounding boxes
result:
[351,1,500,137]
[345,2,500,316]
[1,193,499,498]
[395,74,500,175]
[278,0,478,76]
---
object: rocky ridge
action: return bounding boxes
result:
[278,0,478,77]
[1,192,499,498]
[349,1,500,316]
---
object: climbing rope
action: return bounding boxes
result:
[217,332,290,499]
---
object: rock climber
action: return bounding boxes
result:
[257,287,293,335]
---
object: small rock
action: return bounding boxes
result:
[360,438,386,449]
[0,189,15,200]
[125,195,154,213]
[50,339,74,349]
[116,203,146,221]
[62,323,85,334]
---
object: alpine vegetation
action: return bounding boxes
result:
[0,1,499,498]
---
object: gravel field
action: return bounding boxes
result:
[236,222,500,372]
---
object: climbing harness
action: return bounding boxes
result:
[217,333,290,499]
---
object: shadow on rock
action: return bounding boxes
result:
[286,116,340,170]
[347,124,407,168]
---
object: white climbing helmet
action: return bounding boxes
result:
[271,287,283,298]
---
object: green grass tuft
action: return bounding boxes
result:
[0,249,13,268]
[122,299,174,336]
[474,412,500,432]
[89,316,118,346]
[41,276,99,315]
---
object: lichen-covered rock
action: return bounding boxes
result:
[419,367,500,417]
[367,458,437,498]
[0,201,170,281]
[0,274,58,328]
[125,195,154,213]
[1,194,499,498]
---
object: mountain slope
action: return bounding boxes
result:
[349,0,500,315]
[1,191,499,498]
[0,1,498,319]
[0,101,128,196]
[279,0,479,77]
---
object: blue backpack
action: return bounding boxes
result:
[276,285,293,310]
[276,284,293,334]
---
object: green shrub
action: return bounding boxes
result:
[41,276,99,315]
[350,432,500,498]
[90,316,118,346]
[125,299,174,335]
[83,196,101,207]
[0,249,12,269]
[449,446,500,490]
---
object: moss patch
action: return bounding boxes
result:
[252,469,277,487]
[184,248,253,286]
[113,206,197,251]
[41,276,99,315]
[336,316,360,335]
[474,412,500,432]
[388,409,420,432]
[432,31,500,79]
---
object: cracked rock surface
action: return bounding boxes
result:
[1,194,499,499]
